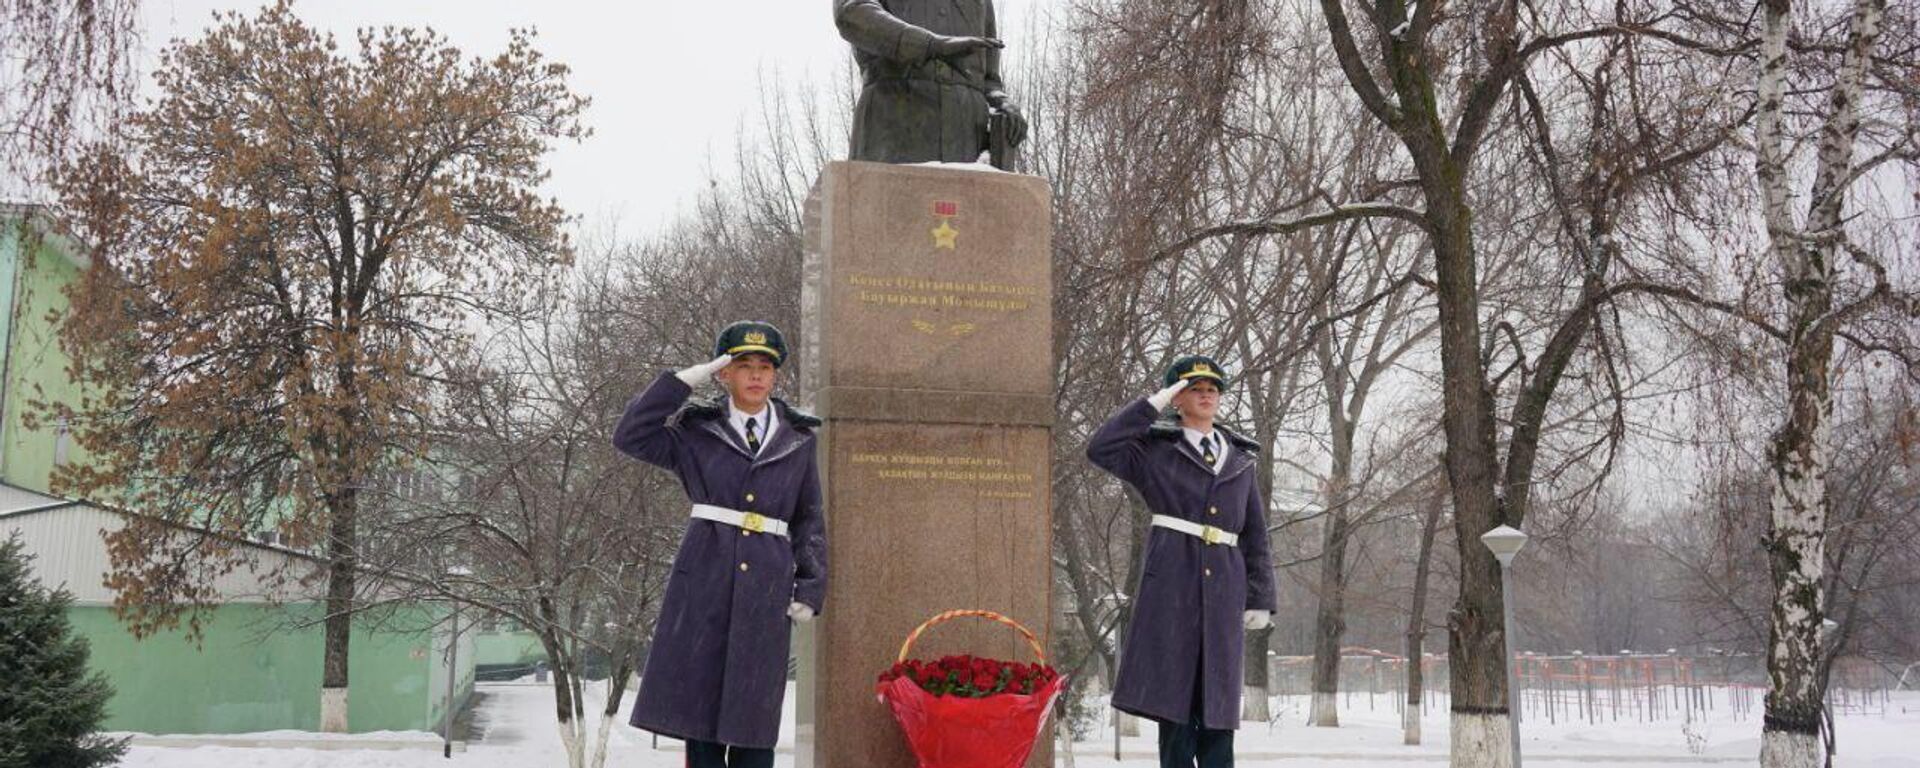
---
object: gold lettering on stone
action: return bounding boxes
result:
[848,273,1037,314]
[847,451,1037,497]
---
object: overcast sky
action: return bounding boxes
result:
[139,0,1051,240]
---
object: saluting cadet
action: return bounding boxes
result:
[1087,355,1277,768]
[612,321,827,768]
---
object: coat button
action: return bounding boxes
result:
[739,562,750,572]
[745,493,755,502]
[1204,568,1213,577]
[741,529,751,537]
[1208,506,1218,516]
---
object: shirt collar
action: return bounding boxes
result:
[1181,426,1226,471]
[728,399,777,446]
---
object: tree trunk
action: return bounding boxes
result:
[1760,241,1836,768]
[1060,495,1118,688]
[1307,486,1352,726]
[1117,493,1150,738]
[1754,2,1884,765]
[1426,187,1511,768]
[1761,305,1835,765]
[1308,510,1350,727]
[1308,357,1353,728]
[1244,402,1285,722]
[320,488,358,733]
[1404,484,1444,745]
[1243,626,1272,722]
[554,661,585,768]
[589,658,633,768]
[538,606,588,768]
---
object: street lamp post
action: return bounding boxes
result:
[443,566,472,759]
[1481,525,1529,768]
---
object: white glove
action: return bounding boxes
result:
[674,353,733,386]
[1243,610,1272,631]
[1147,378,1191,410]
[787,602,816,623]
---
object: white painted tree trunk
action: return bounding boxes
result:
[320,688,348,733]
[1753,3,1885,768]
[1452,712,1514,768]
[1309,692,1339,727]
[1403,702,1421,745]
[556,711,584,768]
[1763,731,1825,768]
[1242,684,1270,722]
[587,676,620,768]
[554,670,586,768]
[587,708,616,768]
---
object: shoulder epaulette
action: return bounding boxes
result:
[776,399,822,429]
[669,397,727,426]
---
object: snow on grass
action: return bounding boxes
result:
[118,684,1920,767]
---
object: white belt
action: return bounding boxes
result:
[1151,514,1238,547]
[692,504,790,538]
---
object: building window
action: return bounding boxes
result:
[53,416,70,468]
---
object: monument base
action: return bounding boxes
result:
[795,161,1055,767]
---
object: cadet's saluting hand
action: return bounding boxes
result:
[1147,378,1191,410]
[675,353,734,386]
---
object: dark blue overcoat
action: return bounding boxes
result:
[1086,398,1277,730]
[612,371,827,749]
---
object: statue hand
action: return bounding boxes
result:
[930,35,1004,60]
[987,93,1028,147]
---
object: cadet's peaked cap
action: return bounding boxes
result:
[1164,355,1228,390]
[715,321,787,367]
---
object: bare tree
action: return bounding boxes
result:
[363,254,675,768]
[0,0,138,199]
[1404,474,1447,744]
[1129,1,1766,760]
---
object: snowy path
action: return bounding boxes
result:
[117,684,1920,767]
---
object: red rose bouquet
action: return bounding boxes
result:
[875,610,1066,768]
[877,655,1060,698]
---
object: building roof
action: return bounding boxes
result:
[1,201,91,269]
[0,480,79,518]
[0,480,320,563]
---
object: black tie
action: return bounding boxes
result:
[745,417,761,453]
[1200,434,1217,466]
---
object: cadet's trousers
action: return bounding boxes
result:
[1157,658,1234,768]
[686,740,772,768]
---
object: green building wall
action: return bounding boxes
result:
[70,602,473,735]
[472,626,546,667]
[5,211,477,736]
[0,218,90,493]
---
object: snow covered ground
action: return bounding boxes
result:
[118,683,1920,767]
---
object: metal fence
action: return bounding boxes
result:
[1266,650,1905,723]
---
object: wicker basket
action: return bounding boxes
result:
[876,610,1066,768]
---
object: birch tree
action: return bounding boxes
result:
[1750,2,1913,762]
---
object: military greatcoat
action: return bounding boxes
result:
[1086,398,1277,730]
[614,371,827,749]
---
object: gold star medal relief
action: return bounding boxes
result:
[931,200,959,249]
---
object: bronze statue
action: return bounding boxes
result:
[833,0,1029,170]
